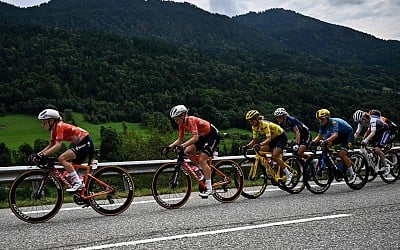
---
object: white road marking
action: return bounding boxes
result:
[78,213,351,250]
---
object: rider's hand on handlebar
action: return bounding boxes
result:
[253,143,261,151]
[361,138,369,146]
[239,145,248,154]
[161,146,170,154]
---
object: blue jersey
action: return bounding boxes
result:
[278,115,309,134]
[318,118,353,136]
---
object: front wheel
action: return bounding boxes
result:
[304,155,333,194]
[380,150,400,183]
[239,158,267,199]
[282,156,305,194]
[152,163,191,209]
[346,152,369,190]
[8,170,64,223]
[212,160,243,202]
[88,166,135,215]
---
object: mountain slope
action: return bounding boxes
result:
[1,0,399,67]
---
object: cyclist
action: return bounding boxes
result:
[353,109,390,175]
[30,108,95,192]
[273,107,312,160]
[166,105,220,197]
[241,110,292,185]
[312,109,356,182]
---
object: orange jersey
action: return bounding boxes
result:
[51,121,89,145]
[178,116,210,138]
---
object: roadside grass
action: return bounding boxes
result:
[0,113,149,150]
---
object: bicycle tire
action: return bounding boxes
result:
[87,166,134,215]
[345,152,369,190]
[239,158,267,199]
[304,155,333,194]
[212,160,243,202]
[283,156,305,194]
[152,163,191,209]
[8,169,64,223]
[380,150,399,183]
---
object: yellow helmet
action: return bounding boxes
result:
[246,110,260,120]
[315,109,330,119]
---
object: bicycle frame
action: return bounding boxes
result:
[174,152,231,190]
[250,150,285,184]
[39,159,116,201]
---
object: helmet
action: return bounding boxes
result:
[352,110,365,122]
[246,110,260,120]
[368,109,381,116]
[38,109,60,120]
[169,105,188,119]
[315,109,330,119]
[274,108,288,117]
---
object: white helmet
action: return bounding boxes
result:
[352,110,365,123]
[274,108,288,117]
[38,109,60,120]
[170,105,188,119]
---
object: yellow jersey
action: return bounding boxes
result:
[251,120,284,139]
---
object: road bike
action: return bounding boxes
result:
[8,153,134,223]
[360,145,399,183]
[239,148,304,199]
[151,147,244,209]
[303,142,368,194]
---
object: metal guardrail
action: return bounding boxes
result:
[1,147,399,183]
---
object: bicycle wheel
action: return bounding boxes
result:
[304,155,333,194]
[380,150,400,183]
[346,152,369,189]
[212,160,244,202]
[8,170,64,223]
[87,166,134,215]
[239,158,267,199]
[152,163,191,209]
[283,156,305,194]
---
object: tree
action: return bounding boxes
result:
[0,143,12,166]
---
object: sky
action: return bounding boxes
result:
[2,0,399,41]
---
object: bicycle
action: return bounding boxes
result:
[360,145,399,183]
[151,146,244,209]
[8,152,135,223]
[303,141,369,194]
[239,148,304,199]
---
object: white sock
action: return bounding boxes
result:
[69,171,81,184]
[283,167,290,175]
[205,179,212,191]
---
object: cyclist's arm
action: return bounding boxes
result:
[169,137,185,148]
[293,126,301,144]
[312,134,323,144]
[181,134,199,148]
[40,140,62,157]
[246,138,258,148]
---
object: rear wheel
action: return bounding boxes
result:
[212,160,243,202]
[152,163,191,209]
[282,156,305,194]
[8,170,63,223]
[304,155,333,194]
[239,158,268,199]
[346,152,369,189]
[88,166,134,215]
[380,150,400,183]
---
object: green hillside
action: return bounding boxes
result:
[0,113,145,150]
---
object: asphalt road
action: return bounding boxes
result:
[1,179,399,250]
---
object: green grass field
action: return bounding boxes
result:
[0,113,147,150]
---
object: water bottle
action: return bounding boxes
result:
[192,165,204,180]
[91,159,98,170]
